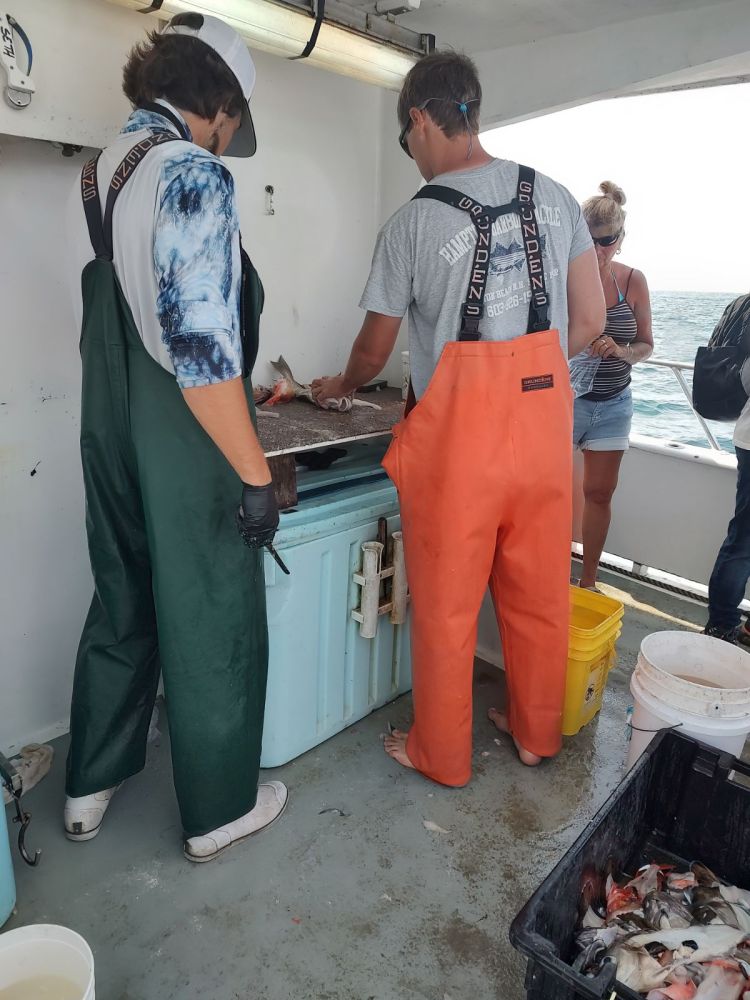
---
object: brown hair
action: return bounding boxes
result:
[123,15,244,122]
[582,181,627,232]
[397,51,481,138]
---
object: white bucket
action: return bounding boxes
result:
[626,630,750,770]
[0,924,95,999]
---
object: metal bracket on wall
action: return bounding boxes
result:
[0,751,41,866]
[1,13,35,109]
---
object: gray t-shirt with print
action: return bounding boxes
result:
[360,158,592,398]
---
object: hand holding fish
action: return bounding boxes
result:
[267,357,381,412]
[311,374,353,410]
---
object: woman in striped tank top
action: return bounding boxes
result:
[573,182,654,589]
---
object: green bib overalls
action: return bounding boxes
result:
[67,130,269,838]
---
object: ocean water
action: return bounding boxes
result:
[631,290,743,452]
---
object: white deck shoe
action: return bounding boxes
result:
[64,784,120,842]
[184,780,288,863]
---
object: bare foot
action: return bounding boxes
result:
[384,729,416,771]
[488,708,542,767]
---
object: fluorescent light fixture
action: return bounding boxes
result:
[105,0,419,90]
[375,0,420,14]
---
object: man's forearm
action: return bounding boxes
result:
[182,377,271,486]
[337,312,403,393]
[566,249,607,358]
[340,343,387,393]
[568,326,600,358]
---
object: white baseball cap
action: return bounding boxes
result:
[163,13,257,157]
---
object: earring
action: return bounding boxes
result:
[616,248,622,255]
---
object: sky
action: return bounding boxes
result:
[482,83,750,295]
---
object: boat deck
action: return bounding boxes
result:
[6,569,717,1000]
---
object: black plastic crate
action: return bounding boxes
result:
[509,730,750,1000]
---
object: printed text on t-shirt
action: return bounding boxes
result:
[438,204,562,267]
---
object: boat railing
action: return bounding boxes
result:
[635,357,722,452]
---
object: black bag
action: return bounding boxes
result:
[693,293,750,421]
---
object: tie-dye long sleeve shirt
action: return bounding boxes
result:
[123,108,244,388]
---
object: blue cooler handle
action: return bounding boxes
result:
[0,752,41,867]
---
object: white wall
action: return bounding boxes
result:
[0,0,141,147]
[374,89,420,385]
[0,0,394,752]
[233,51,382,384]
[0,138,91,753]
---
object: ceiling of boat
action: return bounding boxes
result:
[356,0,714,54]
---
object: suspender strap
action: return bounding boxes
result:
[413,164,551,340]
[412,184,515,221]
[81,153,106,260]
[80,131,181,261]
[414,185,514,341]
[516,164,550,334]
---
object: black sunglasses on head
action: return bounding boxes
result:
[399,99,435,158]
[398,97,477,158]
[398,121,413,157]
[592,231,623,247]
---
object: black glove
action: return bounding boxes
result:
[236,482,279,549]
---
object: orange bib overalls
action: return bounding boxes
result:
[383,166,572,786]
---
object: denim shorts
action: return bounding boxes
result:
[573,387,633,452]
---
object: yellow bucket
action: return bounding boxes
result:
[562,586,624,736]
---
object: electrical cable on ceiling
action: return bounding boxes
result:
[135,0,324,62]
[290,0,325,60]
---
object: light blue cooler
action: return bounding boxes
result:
[1,799,16,927]
[261,440,412,767]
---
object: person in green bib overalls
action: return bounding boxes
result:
[64,13,288,862]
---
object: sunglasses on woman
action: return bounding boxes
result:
[592,231,623,247]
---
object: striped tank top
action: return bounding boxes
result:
[584,268,637,401]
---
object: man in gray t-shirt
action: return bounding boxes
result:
[361,159,593,397]
[313,52,604,786]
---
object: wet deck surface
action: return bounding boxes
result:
[6,569,709,1000]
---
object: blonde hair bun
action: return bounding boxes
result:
[598,181,626,206]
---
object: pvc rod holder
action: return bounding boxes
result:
[358,541,383,638]
[390,531,408,625]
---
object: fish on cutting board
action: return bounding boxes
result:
[267,356,381,412]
